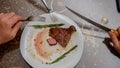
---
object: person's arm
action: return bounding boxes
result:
[108,27,120,53]
[0,12,23,44]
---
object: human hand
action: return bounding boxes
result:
[0,12,23,44]
[108,27,120,53]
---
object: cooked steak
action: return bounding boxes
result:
[47,38,57,46]
[49,25,76,47]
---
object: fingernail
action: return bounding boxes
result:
[0,13,4,15]
[10,12,15,14]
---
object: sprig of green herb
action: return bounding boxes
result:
[30,23,64,28]
[50,45,78,64]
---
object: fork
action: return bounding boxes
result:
[20,15,46,30]
[20,15,46,22]
[20,16,34,22]
[41,0,57,22]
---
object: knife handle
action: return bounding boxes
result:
[111,29,120,39]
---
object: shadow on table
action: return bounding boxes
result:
[0,30,22,61]
[103,38,120,59]
[27,0,47,12]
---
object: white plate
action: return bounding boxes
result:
[20,13,84,68]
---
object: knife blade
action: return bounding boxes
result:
[66,6,120,38]
[74,20,106,32]
[66,6,111,32]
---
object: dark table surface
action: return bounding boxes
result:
[0,0,120,68]
[0,0,45,68]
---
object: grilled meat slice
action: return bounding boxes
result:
[49,25,76,47]
[47,38,57,46]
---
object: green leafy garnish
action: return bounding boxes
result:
[50,45,78,64]
[31,23,64,28]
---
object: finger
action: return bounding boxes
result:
[11,21,22,37]
[3,12,15,19]
[0,13,16,26]
[0,13,4,16]
[116,26,120,38]
[0,13,4,19]
[108,31,119,46]
[118,26,120,33]
[8,15,23,27]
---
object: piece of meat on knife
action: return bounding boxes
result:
[49,25,76,47]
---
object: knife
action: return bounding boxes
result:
[66,6,120,38]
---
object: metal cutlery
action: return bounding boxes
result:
[41,0,57,22]
[20,15,46,30]
[66,6,120,39]
[20,16,34,22]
